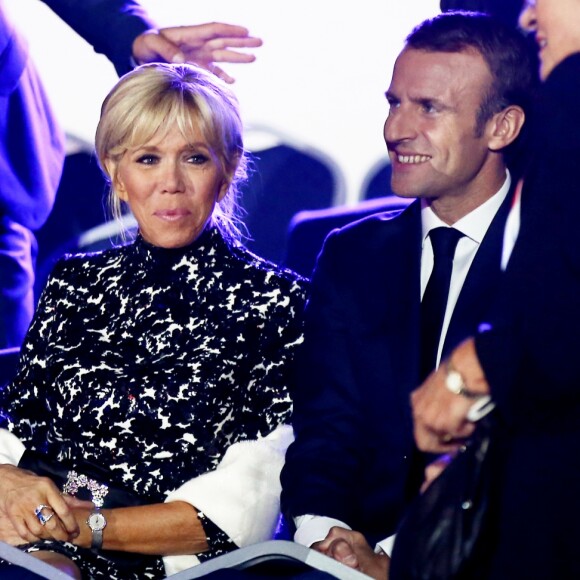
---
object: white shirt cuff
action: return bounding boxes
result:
[293,514,352,547]
[375,534,396,557]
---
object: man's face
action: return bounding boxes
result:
[384,48,498,208]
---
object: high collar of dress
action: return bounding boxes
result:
[133,225,221,271]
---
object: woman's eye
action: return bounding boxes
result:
[188,154,209,165]
[136,154,158,165]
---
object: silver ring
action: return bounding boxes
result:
[34,504,54,526]
[441,434,454,444]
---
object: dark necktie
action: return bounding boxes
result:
[420,227,463,380]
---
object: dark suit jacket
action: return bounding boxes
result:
[474,54,580,579]
[281,191,512,545]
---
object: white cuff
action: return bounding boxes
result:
[0,428,25,465]
[293,514,351,547]
[375,534,395,557]
[163,424,294,575]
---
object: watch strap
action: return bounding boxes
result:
[87,509,106,551]
[91,526,103,551]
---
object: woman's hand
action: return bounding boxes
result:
[411,338,488,453]
[0,464,79,543]
[0,507,29,545]
[420,452,455,493]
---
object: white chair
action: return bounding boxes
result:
[0,541,71,579]
[167,540,369,580]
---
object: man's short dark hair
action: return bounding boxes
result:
[405,11,537,136]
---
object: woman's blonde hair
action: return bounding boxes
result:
[95,62,247,242]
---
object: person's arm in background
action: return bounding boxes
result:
[42,0,262,80]
[411,338,486,454]
[440,0,523,28]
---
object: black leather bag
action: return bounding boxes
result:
[389,419,497,580]
[19,449,147,508]
[18,449,157,571]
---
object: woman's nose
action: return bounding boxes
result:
[162,164,186,193]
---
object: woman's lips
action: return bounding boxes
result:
[155,209,191,221]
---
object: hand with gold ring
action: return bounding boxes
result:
[0,464,79,543]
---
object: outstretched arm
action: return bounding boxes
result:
[42,0,262,79]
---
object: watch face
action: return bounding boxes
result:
[446,370,463,393]
[88,512,107,531]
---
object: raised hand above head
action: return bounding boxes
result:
[132,22,263,83]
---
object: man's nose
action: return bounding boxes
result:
[384,108,416,145]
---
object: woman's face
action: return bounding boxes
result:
[111,126,228,249]
[520,0,580,80]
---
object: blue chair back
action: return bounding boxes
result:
[0,347,20,387]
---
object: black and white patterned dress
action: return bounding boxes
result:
[0,226,308,579]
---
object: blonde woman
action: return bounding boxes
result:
[0,63,307,579]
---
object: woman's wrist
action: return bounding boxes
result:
[71,507,93,548]
[445,339,489,398]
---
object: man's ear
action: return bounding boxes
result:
[487,105,526,152]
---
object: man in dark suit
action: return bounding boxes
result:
[281,13,535,579]
[410,2,580,578]
[0,0,262,349]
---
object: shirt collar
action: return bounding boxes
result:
[421,170,511,245]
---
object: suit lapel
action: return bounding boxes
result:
[374,200,423,394]
[442,188,514,357]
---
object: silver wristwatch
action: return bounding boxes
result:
[87,509,107,551]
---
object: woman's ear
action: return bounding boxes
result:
[105,159,128,202]
[218,156,239,202]
[217,179,230,202]
[487,105,526,152]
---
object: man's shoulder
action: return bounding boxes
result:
[326,200,419,250]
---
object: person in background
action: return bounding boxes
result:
[411,0,580,577]
[0,0,262,350]
[0,62,307,579]
[280,12,535,580]
[440,0,523,27]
